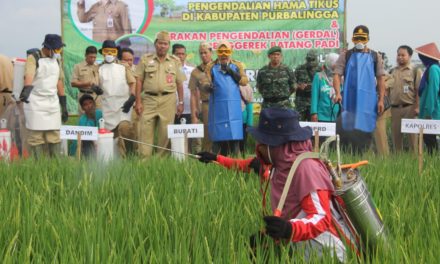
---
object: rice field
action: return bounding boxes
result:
[0,151,438,263]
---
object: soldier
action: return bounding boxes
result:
[0,54,13,117]
[77,0,132,42]
[295,49,320,121]
[98,40,136,157]
[206,41,248,156]
[189,42,213,152]
[256,46,296,109]
[20,34,68,157]
[135,31,185,158]
[71,46,101,112]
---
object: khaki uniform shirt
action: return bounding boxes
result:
[188,63,211,102]
[334,49,386,77]
[135,53,185,94]
[77,0,132,42]
[0,54,13,92]
[25,50,64,81]
[388,64,422,105]
[71,60,99,89]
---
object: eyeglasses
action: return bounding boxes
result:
[216,49,232,56]
[102,48,118,56]
[53,48,62,54]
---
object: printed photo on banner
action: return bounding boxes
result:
[69,0,147,43]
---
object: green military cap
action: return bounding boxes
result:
[268,46,282,55]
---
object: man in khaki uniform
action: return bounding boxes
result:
[389,45,422,153]
[189,42,213,152]
[71,46,101,112]
[20,34,68,157]
[135,31,185,158]
[0,54,14,117]
[77,0,132,42]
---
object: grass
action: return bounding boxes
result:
[0,151,439,263]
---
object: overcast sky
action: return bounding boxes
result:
[0,0,439,65]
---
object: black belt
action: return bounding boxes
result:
[264,96,290,103]
[79,89,94,94]
[144,91,173,96]
[201,100,209,103]
[0,89,12,93]
[391,103,412,108]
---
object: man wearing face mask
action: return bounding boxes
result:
[20,34,68,157]
[98,40,136,157]
[294,49,320,121]
[205,41,249,156]
[196,108,356,262]
[333,25,386,153]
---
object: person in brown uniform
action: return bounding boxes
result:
[189,42,213,152]
[0,54,14,117]
[77,0,132,42]
[389,45,422,153]
[71,46,101,112]
[135,31,185,158]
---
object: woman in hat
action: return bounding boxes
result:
[415,43,440,153]
[197,108,356,262]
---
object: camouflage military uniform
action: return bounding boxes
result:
[294,50,320,121]
[257,63,295,109]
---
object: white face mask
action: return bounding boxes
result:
[355,43,365,50]
[52,53,61,60]
[105,55,115,63]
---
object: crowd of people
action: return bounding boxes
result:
[0,25,439,158]
[1,24,439,262]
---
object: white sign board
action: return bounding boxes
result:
[168,124,204,138]
[300,122,336,137]
[60,126,98,140]
[401,119,440,135]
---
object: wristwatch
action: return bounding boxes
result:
[178,101,184,105]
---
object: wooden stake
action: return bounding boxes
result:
[314,129,319,153]
[418,127,423,175]
[76,133,82,161]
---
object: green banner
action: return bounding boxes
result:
[63,0,346,113]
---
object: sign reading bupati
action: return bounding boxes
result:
[168,124,204,138]
[401,119,440,135]
[60,126,98,140]
[300,122,336,136]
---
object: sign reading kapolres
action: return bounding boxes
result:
[62,0,346,112]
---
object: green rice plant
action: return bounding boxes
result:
[0,151,438,263]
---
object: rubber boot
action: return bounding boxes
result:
[48,143,61,157]
[29,144,46,159]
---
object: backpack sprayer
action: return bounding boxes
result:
[275,135,386,255]
[319,135,387,253]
